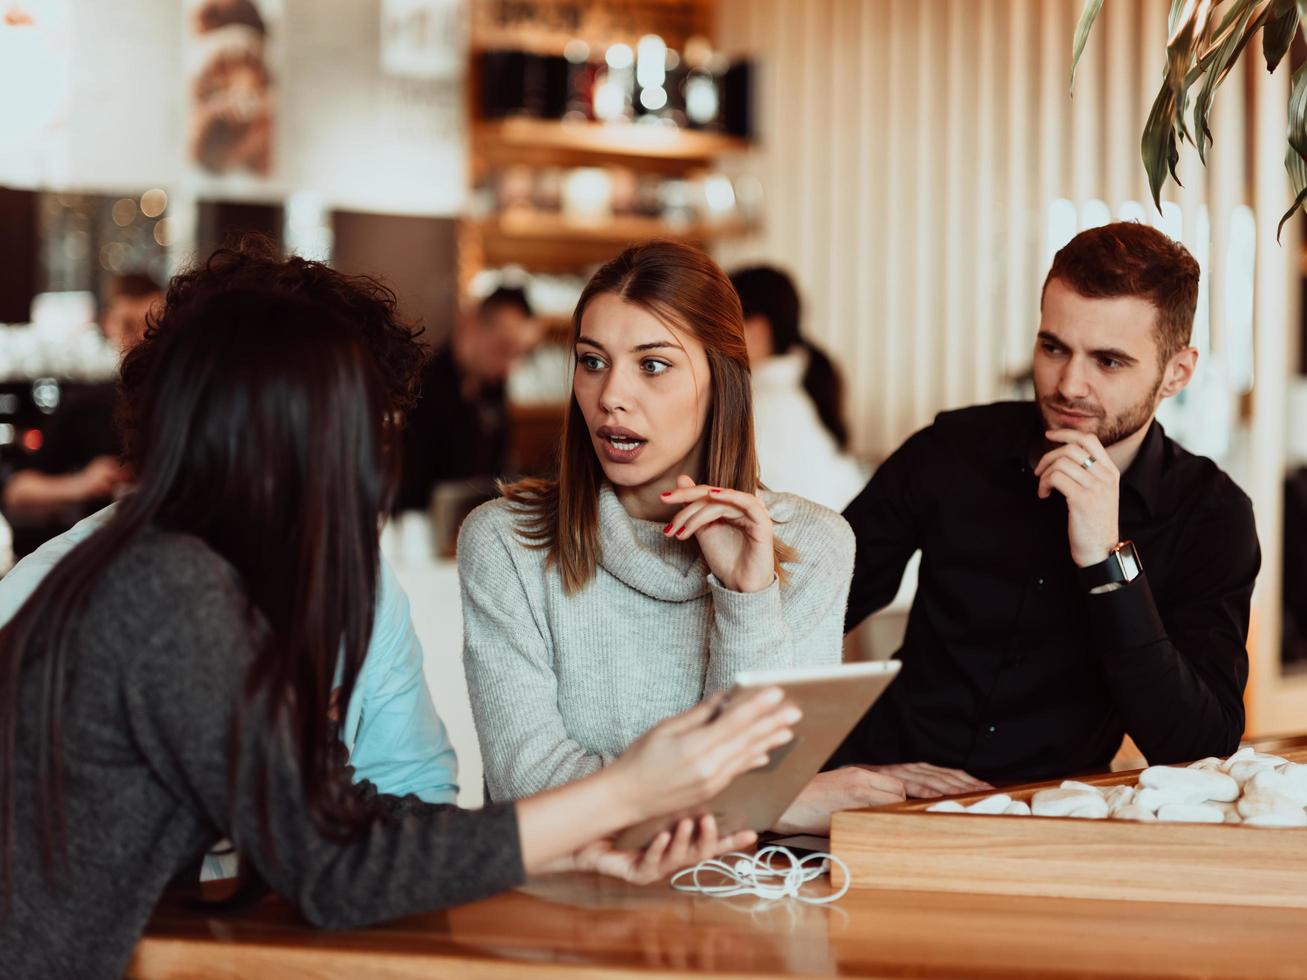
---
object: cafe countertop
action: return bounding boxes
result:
[130,864,1307,979]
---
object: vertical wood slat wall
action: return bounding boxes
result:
[713,0,1301,730]
[715,0,1276,460]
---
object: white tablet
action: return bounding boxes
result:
[613,660,901,850]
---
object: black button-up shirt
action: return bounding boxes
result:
[831,401,1260,783]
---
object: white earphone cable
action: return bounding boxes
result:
[669,845,850,905]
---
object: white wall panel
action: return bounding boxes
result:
[717,0,1278,459]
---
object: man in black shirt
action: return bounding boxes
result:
[833,222,1260,794]
[395,287,543,512]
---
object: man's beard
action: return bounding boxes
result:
[1039,374,1162,448]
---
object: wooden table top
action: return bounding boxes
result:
[131,869,1307,979]
[132,734,1307,979]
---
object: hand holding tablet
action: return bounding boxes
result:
[614,661,901,850]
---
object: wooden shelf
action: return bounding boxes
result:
[474,119,748,172]
[467,212,753,271]
[471,0,711,58]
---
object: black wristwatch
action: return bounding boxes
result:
[1078,540,1142,594]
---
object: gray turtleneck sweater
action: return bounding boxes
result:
[458,485,856,803]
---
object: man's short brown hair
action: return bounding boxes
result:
[1043,222,1200,366]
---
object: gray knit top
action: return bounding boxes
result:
[0,531,524,980]
[458,484,856,803]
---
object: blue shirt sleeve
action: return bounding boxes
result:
[340,556,459,803]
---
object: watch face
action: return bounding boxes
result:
[1114,542,1141,579]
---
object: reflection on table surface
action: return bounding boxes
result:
[133,869,1307,979]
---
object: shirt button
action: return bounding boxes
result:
[986,724,998,736]
[1036,577,1045,588]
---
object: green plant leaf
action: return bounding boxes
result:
[1070,0,1105,91]
[1288,58,1307,159]
[1192,0,1263,161]
[1165,0,1216,147]
[1142,83,1181,210]
[1262,0,1298,73]
[1276,62,1307,238]
[1275,164,1307,240]
[1078,0,1307,235]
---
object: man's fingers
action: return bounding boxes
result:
[1045,429,1114,471]
[1045,427,1107,454]
[904,780,944,799]
[1041,468,1088,501]
[941,773,988,794]
[1035,443,1105,478]
[883,763,991,798]
[863,771,908,800]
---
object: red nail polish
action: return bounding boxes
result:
[663,523,673,533]
[676,525,687,537]
[710,488,722,494]
[660,491,671,497]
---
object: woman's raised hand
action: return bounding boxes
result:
[609,686,799,821]
[660,475,776,593]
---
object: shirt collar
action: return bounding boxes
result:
[1120,419,1164,516]
[1005,404,1046,472]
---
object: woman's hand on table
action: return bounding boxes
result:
[771,766,907,835]
[860,762,993,799]
[660,475,776,594]
[546,815,755,885]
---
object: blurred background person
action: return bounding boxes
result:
[395,286,544,515]
[730,266,868,512]
[0,272,161,557]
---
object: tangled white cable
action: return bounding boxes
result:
[669,846,851,905]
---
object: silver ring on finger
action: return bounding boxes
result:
[1079,454,1097,471]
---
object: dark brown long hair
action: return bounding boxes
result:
[0,243,424,899]
[729,265,850,449]
[503,240,795,593]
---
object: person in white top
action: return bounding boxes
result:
[730,266,868,512]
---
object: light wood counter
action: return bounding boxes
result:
[130,865,1307,978]
[131,736,1307,978]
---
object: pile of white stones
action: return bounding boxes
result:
[925,747,1307,827]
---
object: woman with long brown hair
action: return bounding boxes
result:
[460,241,905,833]
[0,247,799,979]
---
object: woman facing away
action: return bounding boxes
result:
[0,248,799,980]
[460,241,905,833]
[729,265,869,513]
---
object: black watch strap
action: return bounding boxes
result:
[1077,541,1142,593]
